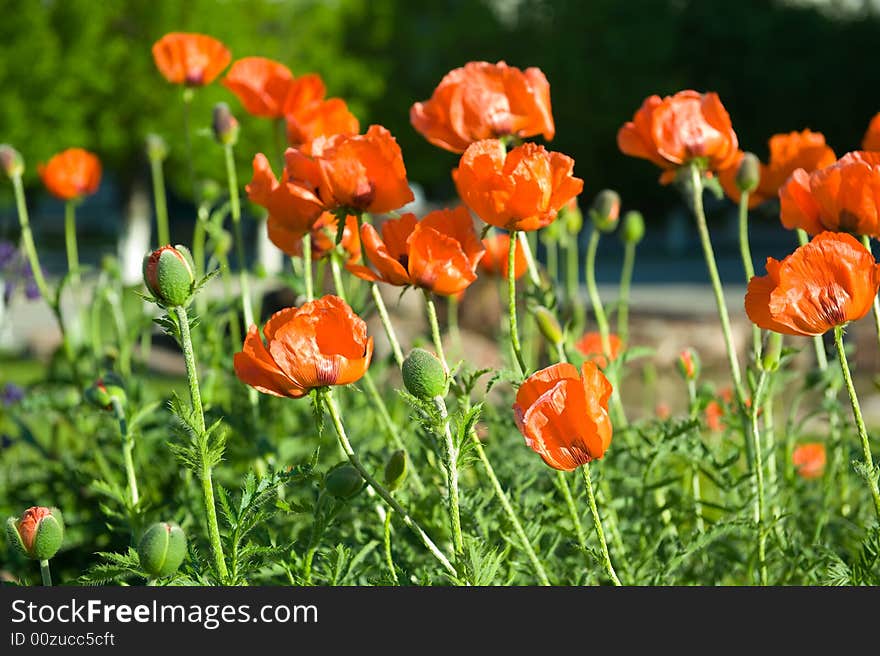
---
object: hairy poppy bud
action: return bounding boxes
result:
[621,210,645,245]
[736,152,761,194]
[84,374,127,411]
[142,245,195,307]
[0,145,24,178]
[7,507,64,560]
[145,134,168,162]
[138,522,187,578]
[588,189,620,233]
[402,348,447,400]
[213,103,239,146]
[676,348,701,382]
[325,464,363,500]
[532,306,563,345]
[384,450,407,491]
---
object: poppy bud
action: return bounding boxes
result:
[402,348,447,400]
[531,305,563,345]
[199,179,223,204]
[6,507,64,560]
[138,522,187,578]
[588,189,620,233]
[736,152,761,194]
[384,450,407,491]
[212,103,239,146]
[0,144,24,179]
[145,134,168,162]
[676,348,701,381]
[84,375,127,411]
[142,245,195,307]
[324,464,363,500]
[560,200,583,236]
[621,210,645,245]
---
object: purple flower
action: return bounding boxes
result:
[0,241,15,268]
[1,383,25,406]
[0,242,40,304]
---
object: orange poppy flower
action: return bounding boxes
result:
[779,151,880,237]
[152,32,231,86]
[862,113,880,151]
[233,295,373,398]
[348,207,485,296]
[283,75,360,152]
[655,402,671,420]
[453,139,583,232]
[718,130,836,208]
[513,362,613,471]
[290,212,361,263]
[745,231,880,336]
[705,400,724,432]
[222,57,293,118]
[38,148,102,200]
[617,90,739,182]
[792,442,826,479]
[575,332,622,369]
[478,232,527,279]
[410,61,555,153]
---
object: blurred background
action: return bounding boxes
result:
[3,0,880,394]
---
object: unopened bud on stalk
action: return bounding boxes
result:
[676,348,701,382]
[212,103,239,146]
[138,522,187,578]
[145,134,168,162]
[531,305,563,346]
[621,210,645,245]
[0,144,24,178]
[588,189,620,233]
[84,374,127,411]
[6,507,64,560]
[402,348,447,400]
[384,450,407,491]
[736,152,761,194]
[761,332,783,372]
[199,179,222,205]
[560,199,583,236]
[142,245,195,307]
[325,464,363,500]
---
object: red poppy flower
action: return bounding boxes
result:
[478,232,527,279]
[513,362,613,471]
[779,151,880,237]
[410,61,554,153]
[617,90,739,182]
[152,33,231,86]
[745,231,880,336]
[348,207,485,296]
[289,212,361,263]
[233,295,373,398]
[575,332,622,369]
[718,130,836,208]
[222,57,293,118]
[792,443,826,479]
[862,113,880,151]
[453,139,583,231]
[38,148,102,200]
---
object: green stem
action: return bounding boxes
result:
[689,164,744,400]
[508,231,528,375]
[581,463,622,586]
[617,241,635,346]
[383,508,398,584]
[64,201,80,285]
[302,236,314,302]
[372,284,405,369]
[423,290,449,373]
[106,289,132,378]
[330,254,346,304]
[434,395,464,556]
[547,238,558,283]
[321,388,457,577]
[150,156,170,246]
[39,559,52,586]
[687,379,705,533]
[448,294,463,359]
[225,143,254,329]
[182,87,198,205]
[173,304,228,580]
[556,469,588,554]
[112,397,139,508]
[518,231,542,288]
[565,236,584,332]
[833,325,880,519]
[738,191,762,362]
[750,371,769,585]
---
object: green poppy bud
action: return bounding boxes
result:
[7,507,64,560]
[384,450,407,491]
[676,348,701,382]
[736,152,761,194]
[589,189,620,233]
[560,200,583,236]
[145,134,168,162]
[138,522,187,578]
[142,245,195,307]
[212,103,239,146]
[84,373,126,411]
[325,464,363,500]
[621,210,645,245]
[0,144,24,178]
[531,306,563,345]
[402,348,447,400]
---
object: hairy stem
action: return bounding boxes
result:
[40,559,52,587]
[508,231,528,375]
[738,191,762,362]
[225,143,254,329]
[617,241,635,346]
[64,201,80,286]
[112,397,139,508]
[434,395,464,556]
[581,463,622,586]
[372,284,405,369]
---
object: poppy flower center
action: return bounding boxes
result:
[397,254,409,271]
